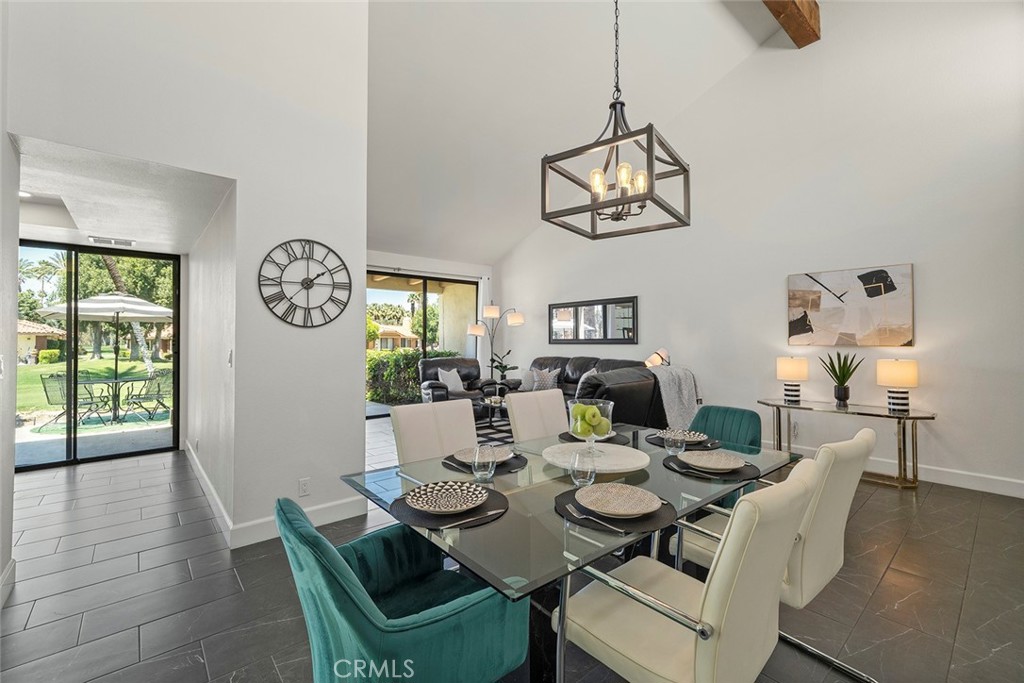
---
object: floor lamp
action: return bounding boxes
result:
[468,304,525,379]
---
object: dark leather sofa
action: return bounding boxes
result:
[418,357,498,416]
[528,356,645,401]
[575,366,670,429]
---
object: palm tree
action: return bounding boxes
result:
[18,258,33,293]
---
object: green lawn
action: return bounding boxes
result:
[17,357,175,413]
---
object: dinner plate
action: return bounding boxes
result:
[453,445,515,464]
[404,481,489,515]
[542,443,650,473]
[657,429,708,445]
[677,451,746,473]
[575,483,662,518]
[567,430,617,442]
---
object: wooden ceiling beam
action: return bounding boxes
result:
[763,0,821,48]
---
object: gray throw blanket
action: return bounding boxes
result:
[649,365,702,429]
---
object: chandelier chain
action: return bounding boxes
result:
[612,0,621,100]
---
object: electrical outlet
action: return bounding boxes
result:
[299,478,311,497]
[792,421,799,438]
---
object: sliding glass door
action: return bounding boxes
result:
[14,241,180,470]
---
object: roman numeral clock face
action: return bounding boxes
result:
[259,239,351,327]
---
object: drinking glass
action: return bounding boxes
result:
[570,449,597,487]
[664,432,686,457]
[472,444,497,482]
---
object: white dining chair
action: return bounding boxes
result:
[505,389,569,443]
[390,399,478,464]
[553,459,820,683]
[672,428,878,682]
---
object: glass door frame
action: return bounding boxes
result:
[15,239,182,472]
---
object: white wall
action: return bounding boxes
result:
[6,2,371,546]
[186,187,236,527]
[0,0,19,605]
[496,2,1024,496]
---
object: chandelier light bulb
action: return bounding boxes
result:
[589,168,607,202]
[616,162,632,189]
[633,169,648,195]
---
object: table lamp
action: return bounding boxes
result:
[877,359,918,413]
[776,356,809,404]
[645,347,671,367]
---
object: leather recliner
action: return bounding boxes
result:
[418,357,498,416]
[528,356,644,400]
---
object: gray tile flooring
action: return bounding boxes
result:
[2,449,1021,682]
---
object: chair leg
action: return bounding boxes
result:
[40,410,66,429]
[779,631,879,683]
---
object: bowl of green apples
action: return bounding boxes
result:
[566,399,615,448]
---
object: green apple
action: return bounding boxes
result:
[570,403,588,421]
[572,418,593,437]
[594,417,611,436]
[584,405,602,426]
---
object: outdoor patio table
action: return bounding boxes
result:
[341,424,795,683]
[78,377,146,423]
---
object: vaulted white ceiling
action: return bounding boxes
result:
[367,1,782,265]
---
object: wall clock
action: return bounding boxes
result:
[259,239,351,327]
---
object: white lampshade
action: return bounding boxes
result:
[555,309,572,322]
[467,323,486,337]
[506,311,525,326]
[645,347,670,367]
[776,357,809,382]
[482,305,500,319]
[877,359,918,388]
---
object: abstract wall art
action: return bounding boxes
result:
[788,264,914,346]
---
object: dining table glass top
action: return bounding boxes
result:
[341,424,793,600]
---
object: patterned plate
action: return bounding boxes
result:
[453,445,515,464]
[657,429,708,445]
[575,483,663,519]
[567,430,617,442]
[404,481,489,515]
[678,451,746,473]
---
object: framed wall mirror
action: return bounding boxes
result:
[548,296,637,344]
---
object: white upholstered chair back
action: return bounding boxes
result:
[782,428,876,609]
[506,389,569,443]
[390,399,478,464]
[696,459,820,683]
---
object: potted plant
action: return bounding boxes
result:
[491,350,518,381]
[819,352,863,408]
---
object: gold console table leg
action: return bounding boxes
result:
[861,417,919,489]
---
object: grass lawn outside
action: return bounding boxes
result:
[17,356,175,414]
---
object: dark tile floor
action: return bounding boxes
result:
[1,451,1021,682]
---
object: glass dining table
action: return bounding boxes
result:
[341,424,795,682]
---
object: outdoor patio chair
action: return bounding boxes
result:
[39,373,69,429]
[124,369,172,421]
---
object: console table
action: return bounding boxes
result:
[757,399,937,489]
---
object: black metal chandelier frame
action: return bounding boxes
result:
[541,0,691,240]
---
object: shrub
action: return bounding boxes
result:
[366,349,459,405]
[38,349,60,364]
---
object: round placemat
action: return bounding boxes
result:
[554,489,677,534]
[645,434,722,451]
[389,489,509,530]
[662,456,761,482]
[558,431,630,446]
[442,454,528,475]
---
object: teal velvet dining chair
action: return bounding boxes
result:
[275,499,529,683]
[689,405,762,508]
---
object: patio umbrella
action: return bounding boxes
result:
[38,292,173,381]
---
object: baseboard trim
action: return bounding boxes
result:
[229,495,368,549]
[764,440,1024,497]
[1,558,16,606]
[184,440,233,544]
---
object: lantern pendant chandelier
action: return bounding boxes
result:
[541,0,691,240]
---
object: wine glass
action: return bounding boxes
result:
[570,449,596,487]
[472,444,497,482]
